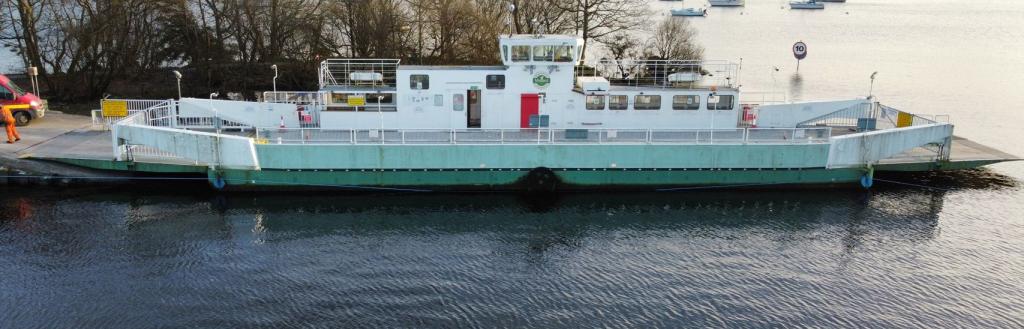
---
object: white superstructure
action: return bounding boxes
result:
[287,34,746,131]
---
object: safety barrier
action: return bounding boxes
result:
[253,127,832,145]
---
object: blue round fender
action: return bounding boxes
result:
[860,174,873,189]
[211,176,227,190]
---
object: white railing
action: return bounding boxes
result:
[585,59,740,89]
[92,99,174,130]
[253,127,832,145]
[319,59,400,89]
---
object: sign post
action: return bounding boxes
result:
[792,41,807,72]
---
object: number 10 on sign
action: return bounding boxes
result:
[793,41,807,72]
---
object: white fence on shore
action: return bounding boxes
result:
[253,127,833,145]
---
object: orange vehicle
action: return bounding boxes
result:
[0,74,46,126]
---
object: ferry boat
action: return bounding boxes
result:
[76,32,1017,192]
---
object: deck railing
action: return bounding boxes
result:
[319,59,400,89]
[582,59,740,89]
[253,127,831,145]
[796,102,946,130]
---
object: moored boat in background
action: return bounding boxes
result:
[709,0,745,7]
[790,0,825,9]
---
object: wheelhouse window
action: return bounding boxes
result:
[410,74,429,90]
[502,46,509,62]
[486,75,505,89]
[673,95,700,110]
[707,95,734,110]
[634,95,662,110]
[533,46,554,62]
[586,95,606,110]
[0,87,12,100]
[554,46,574,62]
[609,95,628,110]
[512,46,531,62]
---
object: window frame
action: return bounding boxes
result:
[634,95,662,110]
[585,95,606,110]
[553,45,574,62]
[486,75,506,89]
[608,95,628,110]
[532,45,555,62]
[409,74,430,90]
[672,95,701,111]
[511,46,531,62]
[707,94,735,110]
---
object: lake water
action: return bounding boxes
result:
[3,0,1024,327]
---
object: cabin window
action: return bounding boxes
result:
[502,46,509,62]
[409,74,429,90]
[707,94,734,110]
[486,75,506,89]
[609,95,628,110]
[586,95,605,110]
[673,95,700,110]
[512,46,531,62]
[554,46,574,62]
[634,95,661,110]
[0,87,12,100]
[358,93,397,112]
[453,94,465,111]
[533,46,555,62]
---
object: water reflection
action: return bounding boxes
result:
[789,72,804,100]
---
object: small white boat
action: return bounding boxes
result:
[709,0,744,6]
[790,0,824,9]
[670,7,708,16]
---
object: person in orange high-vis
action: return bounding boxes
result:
[2,105,21,144]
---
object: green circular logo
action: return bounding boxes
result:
[532,73,551,89]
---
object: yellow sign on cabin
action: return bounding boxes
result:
[347,95,366,107]
[896,112,914,128]
[101,99,128,117]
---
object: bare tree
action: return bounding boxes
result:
[646,17,703,60]
[510,0,574,35]
[556,0,649,60]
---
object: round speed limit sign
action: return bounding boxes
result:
[793,41,808,60]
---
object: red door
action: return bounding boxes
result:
[520,94,539,128]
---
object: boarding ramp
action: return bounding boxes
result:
[826,123,953,169]
[111,100,260,169]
